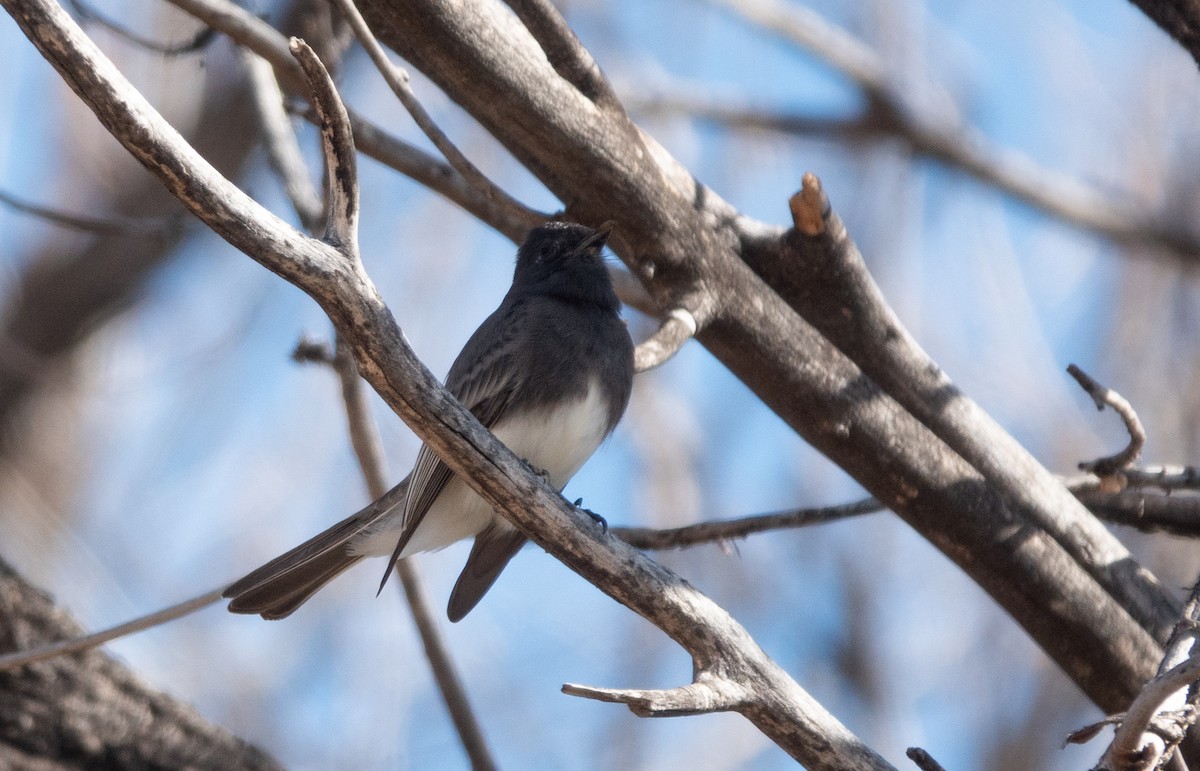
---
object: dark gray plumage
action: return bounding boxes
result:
[224,221,634,622]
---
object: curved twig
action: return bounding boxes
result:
[1069,364,1146,479]
[633,307,698,373]
[1094,655,1200,770]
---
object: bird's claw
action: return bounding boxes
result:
[573,497,608,533]
[526,461,554,486]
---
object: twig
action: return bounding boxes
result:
[0,587,225,672]
[633,307,697,373]
[905,747,948,771]
[563,673,748,717]
[66,0,215,54]
[243,50,324,231]
[328,337,497,770]
[614,497,882,550]
[0,186,182,236]
[1069,365,1146,479]
[289,37,358,253]
[1094,655,1200,770]
[329,0,539,233]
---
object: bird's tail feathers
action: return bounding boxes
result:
[225,479,409,620]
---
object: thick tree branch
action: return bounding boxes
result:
[747,174,1176,640]
[0,560,278,768]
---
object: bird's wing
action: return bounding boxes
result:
[376,300,528,588]
[446,522,527,622]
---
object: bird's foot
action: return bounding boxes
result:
[525,461,554,486]
[573,497,608,533]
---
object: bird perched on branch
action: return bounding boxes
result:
[224,220,635,622]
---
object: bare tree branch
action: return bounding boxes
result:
[614,498,882,550]
[1094,655,1200,771]
[244,51,324,231]
[0,587,224,673]
[330,0,543,231]
[67,0,215,54]
[905,747,948,771]
[0,1,890,765]
[698,0,1200,260]
[0,186,183,235]
[165,0,542,242]
[746,173,1175,670]
[1069,365,1148,479]
[501,0,622,109]
[329,337,497,771]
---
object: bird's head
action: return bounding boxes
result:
[513,220,618,307]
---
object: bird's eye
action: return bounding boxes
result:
[537,245,554,262]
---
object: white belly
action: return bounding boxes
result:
[353,378,612,558]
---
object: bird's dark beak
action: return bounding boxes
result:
[576,220,615,253]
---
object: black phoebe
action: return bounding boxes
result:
[224,221,635,622]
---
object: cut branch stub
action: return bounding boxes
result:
[562,674,749,718]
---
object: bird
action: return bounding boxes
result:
[224,220,635,622]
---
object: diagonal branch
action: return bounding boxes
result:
[742,174,1177,644]
[331,0,542,230]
